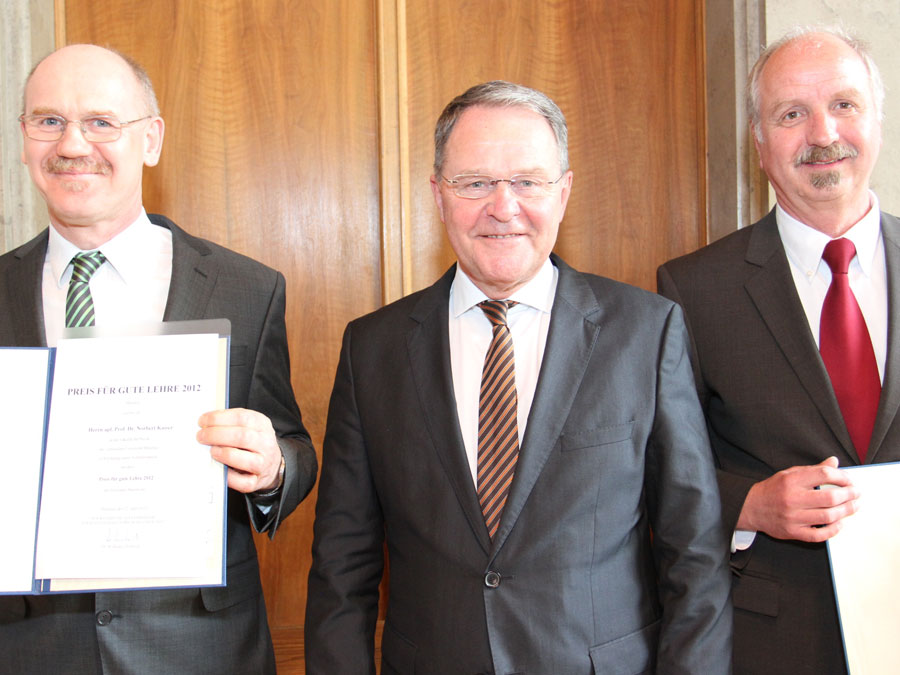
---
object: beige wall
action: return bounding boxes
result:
[766,1,900,216]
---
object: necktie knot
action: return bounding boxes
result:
[478,300,517,328]
[822,238,856,276]
[71,251,107,284]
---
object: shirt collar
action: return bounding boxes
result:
[450,257,558,318]
[776,191,882,280]
[48,209,155,288]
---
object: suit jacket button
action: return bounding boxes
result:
[484,571,501,588]
[96,610,113,626]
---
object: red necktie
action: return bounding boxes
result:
[477,300,519,539]
[819,238,881,461]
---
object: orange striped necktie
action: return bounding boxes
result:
[476,300,519,539]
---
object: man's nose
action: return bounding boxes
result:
[55,120,94,156]
[807,109,840,147]
[486,181,520,221]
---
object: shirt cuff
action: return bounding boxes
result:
[732,528,757,552]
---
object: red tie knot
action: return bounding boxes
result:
[822,238,857,276]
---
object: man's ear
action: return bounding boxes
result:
[143,116,165,167]
[430,175,446,223]
[750,123,764,168]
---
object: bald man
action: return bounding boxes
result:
[0,44,316,674]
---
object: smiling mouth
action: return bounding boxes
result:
[796,143,858,167]
[483,234,521,239]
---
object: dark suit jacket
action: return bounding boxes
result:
[305,255,731,675]
[0,214,317,675]
[657,210,900,674]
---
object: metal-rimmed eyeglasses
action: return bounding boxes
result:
[18,114,152,143]
[440,173,565,199]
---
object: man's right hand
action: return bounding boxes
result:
[736,456,860,542]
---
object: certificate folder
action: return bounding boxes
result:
[826,462,900,675]
[1,320,230,595]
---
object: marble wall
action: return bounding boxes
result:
[1,0,54,252]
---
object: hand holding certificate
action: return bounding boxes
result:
[0,321,229,594]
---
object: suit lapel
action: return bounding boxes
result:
[4,231,49,347]
[867,213,900,462]
[406,267,493,554]
[743,212,857,461]
[149,214,219,322]
[491,256,601,553]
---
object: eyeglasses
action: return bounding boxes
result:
[19,114,152,143]
[440,173,565,200]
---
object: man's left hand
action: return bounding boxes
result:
[197,408,283,493]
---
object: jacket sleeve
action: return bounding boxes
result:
[646,302,733,673]
[245,271,317,536]
[304,322,384,674]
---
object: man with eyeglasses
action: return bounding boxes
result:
[0,44,316,674]
[305,81,731,674]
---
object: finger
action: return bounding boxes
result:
[808,485,859,509]
[197,425,264,453]
[789,494,858,532]
[198,407,270,432]
[788,460,852,489]
[224,466,265,493]
[817,458,856,489]
[210,445,266,477]
[792,520,843,543]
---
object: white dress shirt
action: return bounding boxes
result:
[777,194,887,380]
[735,193,887,551]
[449,258,558,487]
[42,210,173,346]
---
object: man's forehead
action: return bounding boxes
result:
[26,45,140,112]
[445,106,558,158]
[762,37,869,94]
[453,104,551,131]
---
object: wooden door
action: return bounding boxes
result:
[62,1,706,671]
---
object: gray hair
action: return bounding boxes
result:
[433,81,568,175]
[747,26,884,140]
[23,44,160,117]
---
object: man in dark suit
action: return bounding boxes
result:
[305,81,731,674]
[0,44,316,674]
[658,27,891,674]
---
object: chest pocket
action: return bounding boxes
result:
[560,421,634,452]
[230,344,248,368]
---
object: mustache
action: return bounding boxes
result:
[796,143,858,166]
[45,157,112,175]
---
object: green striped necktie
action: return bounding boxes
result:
[66,251,106,328]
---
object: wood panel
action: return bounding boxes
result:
[62,1,706,672]
[405,0,706,292]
